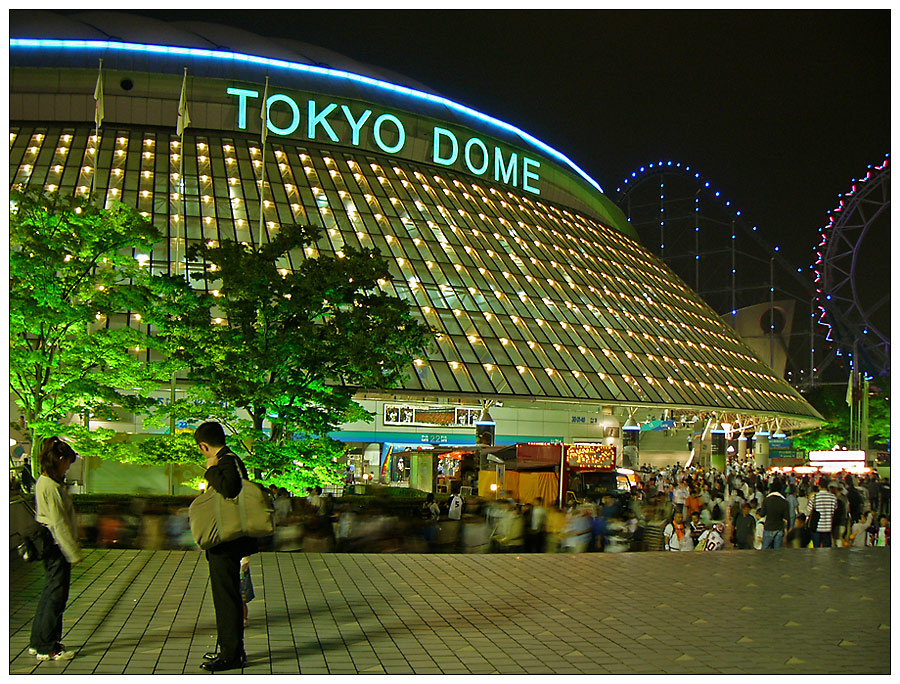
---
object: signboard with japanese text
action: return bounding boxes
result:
[566,443,616,468]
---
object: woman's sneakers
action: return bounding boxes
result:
[30,645,75,661]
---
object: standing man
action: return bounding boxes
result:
[194,421,257,672]
[672,479,689,518]
[807,479,838,548]
[732,503,756,549]
[759,481,790,549]
[663,511,693,551]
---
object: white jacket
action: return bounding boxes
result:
[35,474,84,564]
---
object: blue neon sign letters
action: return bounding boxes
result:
[227,87,541,194]
[10,38,605,194]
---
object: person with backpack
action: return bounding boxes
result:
[29,437,83,663]
[663,511,693,552]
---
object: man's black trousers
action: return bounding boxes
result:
[206,538,255,661]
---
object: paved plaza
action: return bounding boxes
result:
[8,547,890,675]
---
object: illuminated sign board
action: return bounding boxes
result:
[808,450,866,462]
[384,405,480,428]
[226,88,542,194]
[566,443,616,468]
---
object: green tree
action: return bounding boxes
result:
[158,224,433,491]
[794,380,891,453]
[9,189,180,464]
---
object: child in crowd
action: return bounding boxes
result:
[240,556,255,627]
[870,516,890,546]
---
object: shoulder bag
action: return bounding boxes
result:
[190,456,276,550]
[808,494,821,529]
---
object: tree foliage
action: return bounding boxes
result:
[793,380,890,453]
[9,189,180,460]
[156,223,434,490]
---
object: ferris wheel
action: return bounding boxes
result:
[814,156,890,378]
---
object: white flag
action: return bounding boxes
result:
[260,76,269,145]
[93,61,104,130]
[177,68,191,136]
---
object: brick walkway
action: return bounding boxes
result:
[8,548,890,675]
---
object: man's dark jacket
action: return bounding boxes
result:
[760,491,790,532]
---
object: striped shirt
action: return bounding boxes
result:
[807,490,838,532]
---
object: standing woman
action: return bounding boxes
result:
[29,437,83,662]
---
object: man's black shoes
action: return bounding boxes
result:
[199,654,246,672]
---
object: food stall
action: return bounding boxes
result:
[477,443,635,507]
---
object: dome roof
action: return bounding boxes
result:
[9,10,439,94]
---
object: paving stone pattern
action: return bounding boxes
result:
[9,548,890,675]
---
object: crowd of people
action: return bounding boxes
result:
[633,462,891,551]
[14,460,890,557]
[16,430,892,672]
[246,462,889,554]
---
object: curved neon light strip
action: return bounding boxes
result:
[616,160,749,224]
[812,154,890,345]
[10,37,604,194]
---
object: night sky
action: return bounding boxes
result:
[63,9,890,274]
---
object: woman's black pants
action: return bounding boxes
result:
[30,545,71,653]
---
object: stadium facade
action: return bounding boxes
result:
[10,12,823,482]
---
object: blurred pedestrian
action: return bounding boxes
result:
[29,437,82,663]
[785,513,811,548]
[561,506,593,553]
[684,488,703,521]
[785,485,799,530]
[525,497,547,553]
[274,488,292,521]
[448,493,464,521]
[733,503,756,549]
[543,506,566,553]
[422,493,440,521]
[493,502,525,553]
[240,557,255,627]
[848,512,873,547]
[870,515,890,546]
[20,456,35,494]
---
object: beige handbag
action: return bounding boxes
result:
[190,459,276,550]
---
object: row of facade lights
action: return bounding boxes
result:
[13,130,801,407]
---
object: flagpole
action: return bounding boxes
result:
[175,67,190,277]
[171,67,192,475]
[92,58,103,199]
[257,76,269,248]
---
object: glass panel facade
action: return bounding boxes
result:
[9,125,820,419]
